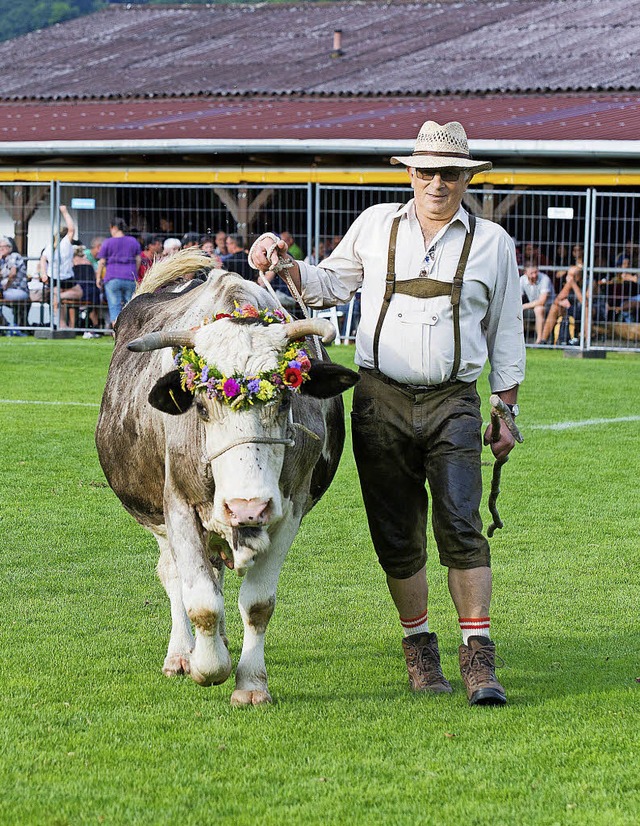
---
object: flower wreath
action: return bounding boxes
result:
[175,303,312,411]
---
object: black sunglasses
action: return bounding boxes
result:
[414,167,463,182]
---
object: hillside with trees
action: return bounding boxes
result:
[0,0,295,43]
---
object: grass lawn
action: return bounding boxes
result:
[0,337,639,825]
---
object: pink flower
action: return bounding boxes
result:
[223,378,241,398]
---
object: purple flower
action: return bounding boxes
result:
[288,359,301,369]
[223,378,241,398]
[247,379,261,394]
[271,373,283,386]
[201,365,209,383]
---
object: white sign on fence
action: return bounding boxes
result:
[71,198,96,210]
[547,207,574,219]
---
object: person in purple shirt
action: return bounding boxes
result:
[96,217,141,327]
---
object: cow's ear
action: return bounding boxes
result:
[300,361,360,398]
[148,370,194,414]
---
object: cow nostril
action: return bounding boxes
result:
[224,498,271,526]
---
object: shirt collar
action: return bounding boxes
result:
[396,199,470,232]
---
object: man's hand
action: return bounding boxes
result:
[483,418,516,461]
[248,233,289,274]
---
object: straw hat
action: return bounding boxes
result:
[390,120,492,174]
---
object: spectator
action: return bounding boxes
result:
[163,237,182,257]
[200,235,215,255]
[540,265,583,345]
[40,204,77,302]
[614,239,639,270]
[552,242,572,292]
[0,236,28,328]
[214,230,228,258]
[523,242,549,268]
[138,234,163,283]
[68,245,103,335]
[181,232,201,249]
[520,262,555,344]
[84,236,105,272]
[325,234,343,255]
[199,236,223,267]
[280,231,303,260]
[605,271,640,322]
[158,216,175,235]
[97,217,141,327]
[223,234,253,280]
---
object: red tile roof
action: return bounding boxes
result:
[1,93,639,143]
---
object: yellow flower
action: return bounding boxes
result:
[257,380,277,401]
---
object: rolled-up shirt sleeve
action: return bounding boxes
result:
[298,212,368,308]
[484,233,526,392]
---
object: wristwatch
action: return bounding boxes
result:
[506,403,520,417]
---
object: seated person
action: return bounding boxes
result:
[605,271,640,322]
[540,265,583,345]
[60,246,104,329]
[520,261,555,344]
[0,236,29,327]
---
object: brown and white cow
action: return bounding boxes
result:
[96,250,358,705]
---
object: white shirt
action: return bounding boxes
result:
[42,235,74,282]
[520,271,555,303]
[298,201,525,392]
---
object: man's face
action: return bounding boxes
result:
[410,167,470,224]
[525,267,539,284]
[151,240,163,255]
[215,232,227,248]
[0,242,11,257]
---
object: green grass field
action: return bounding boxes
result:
[0,338,639,825]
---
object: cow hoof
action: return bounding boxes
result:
[230,689,272,707]
[190,650,233,687]
[162,654,191,677]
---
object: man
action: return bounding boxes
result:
[84,236,105,272]
[520,262,555,344]
[223,234,253,280]
[250,120,525,706]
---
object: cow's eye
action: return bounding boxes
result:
[195,400,209,421]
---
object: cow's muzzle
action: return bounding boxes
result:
[223,498,272,527]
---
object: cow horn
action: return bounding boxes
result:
[127,330,197,352]
[282,318,336,344]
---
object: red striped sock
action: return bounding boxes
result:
[459,616,490,645]
[400,609,429,637]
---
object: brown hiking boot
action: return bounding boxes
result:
[401,632,452,694]
[458,636,507,706]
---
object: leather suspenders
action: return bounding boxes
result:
[372,214,477,380]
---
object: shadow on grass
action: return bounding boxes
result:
[255,632,639,709]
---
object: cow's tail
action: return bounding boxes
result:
[135,248,218,296]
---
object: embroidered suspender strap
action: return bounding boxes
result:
[394,278,454,299]
[450,214,476,381]
[373,215,401,369]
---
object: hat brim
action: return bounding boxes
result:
[390,155,493,174]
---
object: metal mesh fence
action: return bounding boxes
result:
[1,179,638,352]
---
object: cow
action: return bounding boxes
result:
[95,250,359,705]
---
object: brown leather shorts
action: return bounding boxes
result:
[351,369,490,578]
